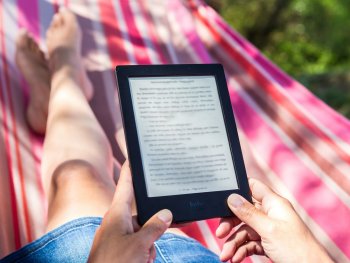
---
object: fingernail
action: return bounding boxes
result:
[228,194,244,208]
[157,209,172,224]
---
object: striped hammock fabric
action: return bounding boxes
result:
[1,0,350,262]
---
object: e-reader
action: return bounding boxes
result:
[115,64,251,225]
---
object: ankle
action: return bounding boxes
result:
[50,48,80,82]
[49,47,79,72]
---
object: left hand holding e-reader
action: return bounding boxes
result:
[115,64,251,225]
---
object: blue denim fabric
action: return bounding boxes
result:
[155,234,220,263]
[1,217,221,263]
[1,217,101,263]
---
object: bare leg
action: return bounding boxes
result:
[17,9,188,237]
[40,10,114,232]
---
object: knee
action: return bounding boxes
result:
[50,159,100,190]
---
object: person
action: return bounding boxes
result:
[2,8,333,263]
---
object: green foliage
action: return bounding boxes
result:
[217,0,350,117]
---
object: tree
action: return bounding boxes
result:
[212,0,350,117]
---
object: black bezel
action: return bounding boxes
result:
[115,64,251,225]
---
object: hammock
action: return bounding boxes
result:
[1,0,350,262]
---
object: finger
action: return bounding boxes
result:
[113,160,133,210]
[136,209,172,245]
[231,241,265,263]
[249,178,294,217]
[227,194,271,236]
[216,216,241,239]
[220,224,260,262]
[249,178,280,203]
[110,161,134,232]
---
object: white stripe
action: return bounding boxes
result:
[147,0,178,63]
[197,220,220,255]
[197,6,350,158]
[229,77,350,208]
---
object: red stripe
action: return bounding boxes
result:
[180,222,208,247]
[98,0,129,65]
[120,1,151,64]
[0,0,21,249]
[205,219,226,248]
[193,8,350,168]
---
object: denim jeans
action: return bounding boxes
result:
[1,217,221,263]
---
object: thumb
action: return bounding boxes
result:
[136,209,173,245]
[227,194,271,236]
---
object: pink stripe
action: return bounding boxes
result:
[230,84,350,258]
[17,0,40,39]
[204,4,350,143]
[171,0,211,63]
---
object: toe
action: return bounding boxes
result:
[28,37,38,51]
[59,8,77,24]
[51,13,63,28]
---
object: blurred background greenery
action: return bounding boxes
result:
[206,0,350,118]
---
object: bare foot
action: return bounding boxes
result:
[46,9,93,99]
[15,29,50,135]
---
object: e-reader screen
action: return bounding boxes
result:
[129,76,238,197]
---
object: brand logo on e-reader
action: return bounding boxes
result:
[189,201,204,209]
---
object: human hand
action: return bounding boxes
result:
[88,161,172,263]
[216,178,333,263]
